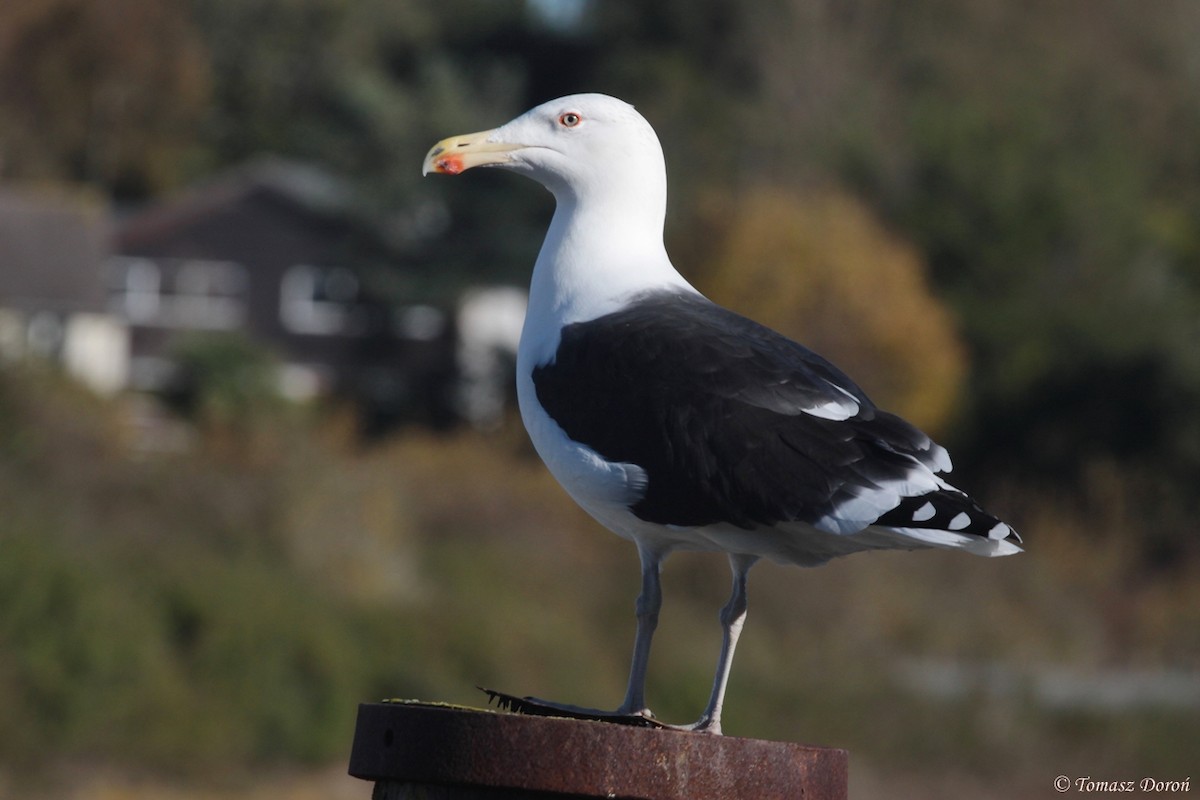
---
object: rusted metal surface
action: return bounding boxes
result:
[349,701,848,800]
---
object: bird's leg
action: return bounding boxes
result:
[616,547,664,718]
[485,547,665,726]
[686,553,758,735]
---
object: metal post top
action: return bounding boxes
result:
[349,700,848,800]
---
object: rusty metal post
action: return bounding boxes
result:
[349,701,848,799]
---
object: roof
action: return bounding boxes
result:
[115,157,357,252]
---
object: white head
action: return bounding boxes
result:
[423,93,667,217]
[424,94,694,332]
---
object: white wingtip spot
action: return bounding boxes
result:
[948,512,971,531]
[931,444,952,473]
[913,501,936,522]
[988,521,1012,540]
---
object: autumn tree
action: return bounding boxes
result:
[0,0,210,196]
[700,187,966,434]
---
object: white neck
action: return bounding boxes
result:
[520,182,697,364]
[520,199,690,368]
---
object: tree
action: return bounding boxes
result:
[0,0,210,196]
[699,186,966,434]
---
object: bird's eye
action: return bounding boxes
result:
[558,112,582,128]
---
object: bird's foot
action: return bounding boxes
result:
[678,715,722,735]
[479,687,663,728]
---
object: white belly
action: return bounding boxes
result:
[518,365,640,529]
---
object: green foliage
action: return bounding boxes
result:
[0,524,378,768]
[0,366,407,772]
[0,528,174,764]
[164,332,283,429]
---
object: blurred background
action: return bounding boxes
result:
[1,1,1198,797]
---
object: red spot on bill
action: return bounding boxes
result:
[436,155,465,175]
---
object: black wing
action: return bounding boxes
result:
[532,290,951,531]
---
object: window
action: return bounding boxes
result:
[109,257,161,322]
[171,260,247,329]
[108,257,247,330]
[280,265,362,335]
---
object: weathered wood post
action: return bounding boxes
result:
[349,701,848,799]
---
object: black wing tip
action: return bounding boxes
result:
[878,489,1022,544]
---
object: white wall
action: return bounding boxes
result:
[62,312,130,395]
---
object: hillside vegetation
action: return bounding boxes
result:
[1,364,1196,797]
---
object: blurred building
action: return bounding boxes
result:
[108,158,460,430]
[0,161,524,433]
[454,286,527,429]
[0,187,129,394]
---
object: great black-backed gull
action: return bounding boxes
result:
[423,93,1021,734]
